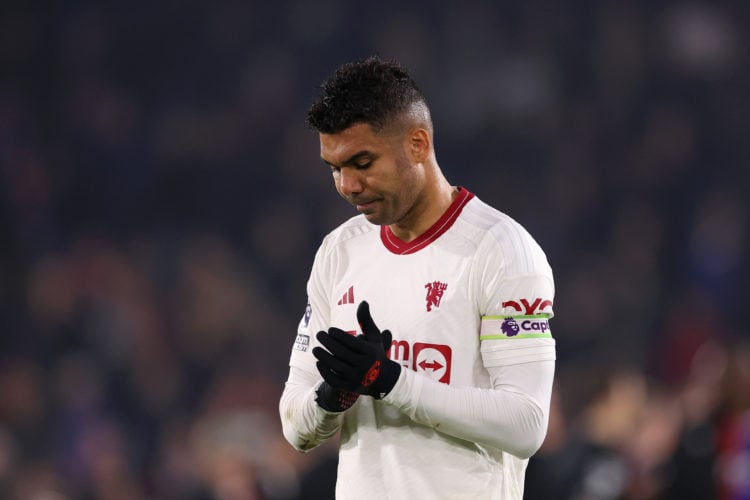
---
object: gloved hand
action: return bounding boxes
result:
[313,301,401,399]
[313,304,397,412]
[314,382,359,413]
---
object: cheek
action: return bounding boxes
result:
[332,174,344,193]
[391,167,421,202]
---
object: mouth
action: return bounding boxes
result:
[353,198,379,212]
[356,201,375,212]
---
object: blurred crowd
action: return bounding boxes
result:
[1,1,749,499]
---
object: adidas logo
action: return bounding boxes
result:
[337,286,355,305]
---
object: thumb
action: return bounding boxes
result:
[356,301,380,339]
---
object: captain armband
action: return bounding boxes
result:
[480,314,555,367]
[479,314,553,340]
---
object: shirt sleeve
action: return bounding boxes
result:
[279,366,346,452]
[477,220,556,366]
[383,358,554,458]
[279,238,347,451]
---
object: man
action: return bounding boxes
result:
[279,56,556,499]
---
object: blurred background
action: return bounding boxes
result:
[1,1,748,499]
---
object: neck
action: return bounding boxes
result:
[388,176,457,242]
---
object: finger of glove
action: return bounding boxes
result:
[321,328,370,355]
[316,362,356,391]
[356,301,381,340]
[312,346,356,378]
[382,329,393,352]
[316,330,355,358]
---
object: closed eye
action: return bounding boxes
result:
[321,150,378,173]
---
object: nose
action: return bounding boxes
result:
[337,168,363,197]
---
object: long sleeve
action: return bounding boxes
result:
[279,366,345,452]
[383,352,555,458]
[279,233,344,452]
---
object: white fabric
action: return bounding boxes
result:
[279,192,556,499]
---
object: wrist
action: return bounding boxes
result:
[381,364,421,412]
[372,359,402,399]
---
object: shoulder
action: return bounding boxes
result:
[318,214,378,255]
[461,195,551,278]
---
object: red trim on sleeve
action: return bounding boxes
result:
[380,187,474,255]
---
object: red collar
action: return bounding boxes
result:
[380,188,474,255]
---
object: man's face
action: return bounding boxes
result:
[319,123,424,227]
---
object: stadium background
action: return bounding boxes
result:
[1,1,748,498]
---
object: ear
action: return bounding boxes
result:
[407,127,431,163]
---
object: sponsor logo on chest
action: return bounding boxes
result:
[389,339,452,384]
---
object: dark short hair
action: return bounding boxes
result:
[307,56,427,134]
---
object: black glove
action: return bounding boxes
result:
[314,382,359,413]
[314,307,396,411]
[313,301,401,399]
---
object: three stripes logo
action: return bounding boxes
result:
[337,286,355,305]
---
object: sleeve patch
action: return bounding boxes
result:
[293,333,310,352]
[298,302,313,330]
[480,314,552,340]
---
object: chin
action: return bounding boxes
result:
[362,212,387,225]
[362,213,381,224]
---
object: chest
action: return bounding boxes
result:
[326,246,484,385]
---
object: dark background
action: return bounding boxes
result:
[1,1,748,498]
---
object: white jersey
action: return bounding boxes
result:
[281,188,556,499]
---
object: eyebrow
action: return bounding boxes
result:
[321,150,376,169]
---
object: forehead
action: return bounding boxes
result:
[319,123,390,163]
